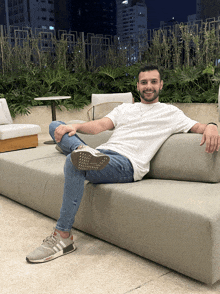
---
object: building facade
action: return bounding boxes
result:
[196,0,220,20]
[116,0,147,43]
[4,0,55,32]
[54,0,116,36]
[2,0,117,36]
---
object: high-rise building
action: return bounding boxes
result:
[54,0,117,36]
[196,0,220,20]
[2,0,117,36]
[2,0,55,33]
[0,1,6,28]
[160,17,179,29]
[116,0,147,43]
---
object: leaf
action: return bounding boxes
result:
[182,94,193,103]
[98,66,125,80]
[202,64,215,75]
[178,66,202,84]
[211,72,220,83]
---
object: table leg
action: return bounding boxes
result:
[43,101,57,144]
[51,100,56,121]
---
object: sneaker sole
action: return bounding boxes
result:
[26,244,77,264]
[71,151,110,170]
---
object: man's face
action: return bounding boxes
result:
[137,70,163,104]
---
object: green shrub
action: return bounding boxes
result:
[0,21,219,117]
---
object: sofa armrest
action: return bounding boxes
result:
[148,133,220,183]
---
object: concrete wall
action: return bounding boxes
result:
[13,103,220,136]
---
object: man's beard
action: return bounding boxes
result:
[140,89,160,103]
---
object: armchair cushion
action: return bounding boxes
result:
[0,124,41,140]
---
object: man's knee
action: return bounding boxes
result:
[49,121,65,135]
[65,154,86,176]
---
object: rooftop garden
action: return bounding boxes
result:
[0,22,220,117]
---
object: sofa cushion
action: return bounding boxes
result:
[147,133,220,183]
[67,120,87,125]
[1,142,220,284]
[73,179,220,285]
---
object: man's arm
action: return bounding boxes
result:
[54,117,114,143]
[190,123,220,153]
[74,117,114,135]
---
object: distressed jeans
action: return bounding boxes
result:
[49,121,134,232]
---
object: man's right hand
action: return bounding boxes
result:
[55,118,114,142]
[54,124,78,143]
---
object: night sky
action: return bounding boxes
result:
[145,0,197,30]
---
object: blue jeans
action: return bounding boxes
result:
[49,121,134,232]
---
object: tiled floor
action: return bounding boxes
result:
[1,194,220,294]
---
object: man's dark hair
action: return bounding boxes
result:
[138,64,163,81]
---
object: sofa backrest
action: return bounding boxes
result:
[76,131,113,150]
[77,131,220,183]
[147,133,220,183]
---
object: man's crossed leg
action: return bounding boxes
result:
[26,121,133,263]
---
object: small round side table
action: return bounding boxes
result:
[34,96,71,121]
[34,96,71,144]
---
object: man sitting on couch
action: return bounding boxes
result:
[26,64,220,263]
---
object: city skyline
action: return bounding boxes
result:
[0,0,212,35]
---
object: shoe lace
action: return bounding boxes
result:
[43,231,58,246]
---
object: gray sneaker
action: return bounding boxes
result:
[26,228,76,263]
[71,145,110,170]
[55,145,64,154]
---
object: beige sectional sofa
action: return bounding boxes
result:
[0,129,220,285]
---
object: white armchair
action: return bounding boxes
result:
[0,98,41,152]
[67,92,134,125]
[87,92,134,120]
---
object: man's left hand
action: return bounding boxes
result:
[200,124,220,153]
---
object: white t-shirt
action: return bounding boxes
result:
[96,102,198,181]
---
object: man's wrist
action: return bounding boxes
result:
[207,122,218,128]
[71,124,78,132]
